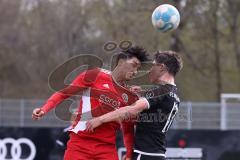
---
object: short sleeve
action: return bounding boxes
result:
[143,96,165,110]
[140,84,175,110]
[139,97,150,109]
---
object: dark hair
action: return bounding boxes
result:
[154,51,183,76]
[116,46,149,63]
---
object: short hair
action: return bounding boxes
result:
[154,51,183,76]
[116,46,149,63]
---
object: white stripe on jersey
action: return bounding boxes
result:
[162,102,178,133]
[137,154,141,160]
[100,69,111,75]
[70,88,92,133]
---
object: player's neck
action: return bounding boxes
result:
[156,73,175,86]
[112,67,125,84]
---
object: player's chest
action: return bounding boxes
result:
[90,79,133,105]
[91,78,118,93]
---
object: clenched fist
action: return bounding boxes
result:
[32,108,45,120]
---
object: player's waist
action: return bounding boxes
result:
[134,135,166,154]
[134,142,166,154]
[69,131,117,145]
[135,126,166,137]
[134,149,166,157]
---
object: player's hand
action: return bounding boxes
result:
[86,117,102,132]
[32,108,45,120]
[130,85,142,94]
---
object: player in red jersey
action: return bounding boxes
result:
[86,51,183,160]
[32,46,149,160]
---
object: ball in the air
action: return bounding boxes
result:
[152,4,180,32]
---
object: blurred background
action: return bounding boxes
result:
[0,0,240,160]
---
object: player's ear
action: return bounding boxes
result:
[157,64,167,73]
[158,63,165,69]
[117,59,125,66]
[163,64,169,71]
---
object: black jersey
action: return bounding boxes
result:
[134,84,180,156]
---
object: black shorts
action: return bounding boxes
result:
[132,152,166,160]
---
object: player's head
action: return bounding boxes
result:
[149,50,183,83]
[115,46,149,80]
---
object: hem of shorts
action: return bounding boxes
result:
[134,149,166,157]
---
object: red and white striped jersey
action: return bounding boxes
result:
[41,68,138,145]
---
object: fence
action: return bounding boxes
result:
[0,98,240,130]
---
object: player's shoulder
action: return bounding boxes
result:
[80,68,111,77]
[169,90,180,103]
[99,68,111,76]
[96,68,112,81]
[143,84,180,102]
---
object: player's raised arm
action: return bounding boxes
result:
[32,69,99,120]
[32,85,86,120]
[85,98,149,131]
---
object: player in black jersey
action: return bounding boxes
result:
[86,51,183,160]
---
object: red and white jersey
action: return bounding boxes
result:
[42,68,138,144]
[69,68,138,144]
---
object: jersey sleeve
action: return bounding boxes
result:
[143,94,179,112]
[41,68,100,113]
[145,96,164,110]
[140,84,176,110]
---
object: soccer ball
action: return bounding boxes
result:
[151,4,180,32]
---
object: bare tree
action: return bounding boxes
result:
[211,0,222,101]
[226,0,240,72]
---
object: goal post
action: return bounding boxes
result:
[221,93,240,130]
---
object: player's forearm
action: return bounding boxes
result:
[100,99,149,124]
[41,85,85,113]
[99,107,130,123]
[41,92,69,113]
